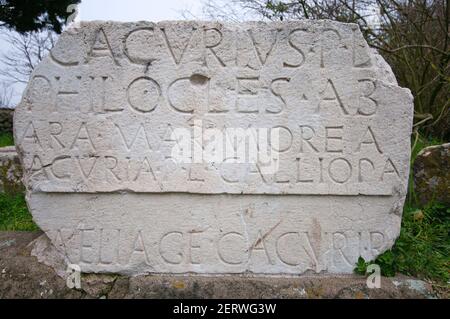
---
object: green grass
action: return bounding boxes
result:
[0,132,35,231]
[0,192,38,231]
[0,132,14,147]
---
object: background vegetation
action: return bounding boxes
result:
[0,132,13,148]
[0,192,37,231]
[0,0,81,33]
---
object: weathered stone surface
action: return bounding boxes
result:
[0,146,23,194]
[414,143,450,205]
[14,21,413,275]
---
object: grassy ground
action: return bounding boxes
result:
[0,132,14,147]
[0,192,38,231]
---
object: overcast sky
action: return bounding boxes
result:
[1,0,204,105]
[78,0,201,21]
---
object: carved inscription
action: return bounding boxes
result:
[50,226,387,270]
[30,193,397,274]
[15,21,412,195]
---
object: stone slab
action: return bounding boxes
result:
[14,21,414,275]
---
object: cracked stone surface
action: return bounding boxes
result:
[14,21,413,275]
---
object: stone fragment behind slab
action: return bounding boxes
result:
[414,143,450,205]
[0,146,23,194]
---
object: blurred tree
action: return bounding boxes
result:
[0,0,81,103]
[0,81,13,108]
[0,31,56,84]
[0,0,81,34]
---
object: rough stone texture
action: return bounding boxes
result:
[414,143,449,205]
[0,232,442,299]
[0,109,14,135]
[14,21,414,275]
[0,146,24,194]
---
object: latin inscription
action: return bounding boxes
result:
[15,22,408,195]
